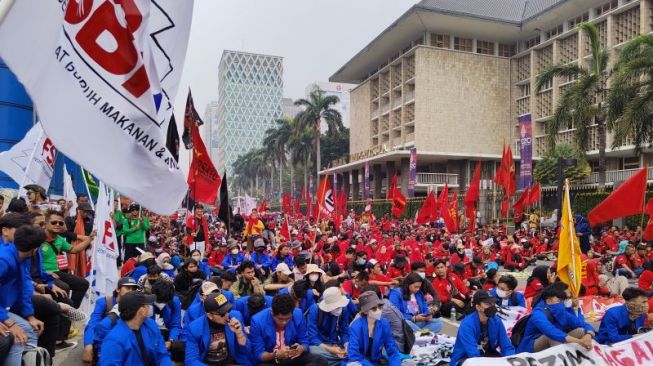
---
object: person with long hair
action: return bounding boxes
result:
[388,273,442,333]
[524,265,555,299]
[173,258,206,299]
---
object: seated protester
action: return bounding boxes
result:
[207,241,228,273]
[249,293,327,366]
[41,209,92,309]
[490,275,526,308]
[150,279,183,345]
[0,329,12,365]
[596,287,648,344]
[449,242,469,267]
[431,260,470,320]
[98,292,171,366]
[344,291,404,366]
[503,244,527,272]
[305,264,326,298]
[269,243,294,272]
[183,282,221,328]
[83,277,139,364]
[234,294,273,327]
[342,271,370,303]
[307,287,351,366]
[410,262,441,306]
[174,258,206,305]
[130,252,157,282]
[230,260,265,300]
[352,251,368,273]
[389,273,442,333]
[386,255,408,281]
[250,238,272,276]
[335,247,355,273]
[524,265,554,299]
[598,274,630,297]
[637,260,653,291]
[216,272,236,303]
[263,263,294,296]
[155,252,176,278]
[368,260,395,295]
[362,285,411,354]
[222,241,246,273]
[0,221,45,366]
[450,290,515,366]
[279,279,316,314]
[516,284,596,353]
[614,244,643,279]
[185,293,252,366]
[137,264,172,294]
[482,268,500,291]
[292,255,308,281]
[191,249,212,278]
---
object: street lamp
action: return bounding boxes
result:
[557,157,577,224]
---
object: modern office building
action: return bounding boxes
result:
[305,81,355,129]
[203,101,219,165]
[327,0,653,209]
[216,50,284,176]
[282,97,302,119]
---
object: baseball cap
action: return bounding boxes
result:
[119,292,156,315]
[254,239,266,248]
[275,263,292,276]
[201,281,219,296]
[473,290,498,306]
[359,291,384,313]
[117,277,139,288]
[204,293,232,315]
[23,184,46,199]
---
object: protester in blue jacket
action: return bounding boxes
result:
[450,290,515,366]
[221,242,246,273]
[345,291,405,366]
[489,275,526,308]
[307,287,351,366]
[183,281,222,327]
[129,252,156,281]
[388,273,442,333]
[279,279,315,314]
[233,294,273,327]
[517,283,595,353]
[190,250,212,278]
[249,293,327,365]
[99,292,171,366]
[596,287,648,344]
[184,293,253,366]
[269,243,294,272]
[150,279,183,342]
[250,238,271,274]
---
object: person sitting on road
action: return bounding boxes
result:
[596,287,649,344]
[489,275,526,308]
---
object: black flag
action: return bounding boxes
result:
[166,114,180,162]
[218,171,232,238]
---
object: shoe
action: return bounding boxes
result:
[55,341,78,352]
[68,328,80,339]
[60,304,88,322]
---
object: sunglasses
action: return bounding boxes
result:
[49,221,65,226]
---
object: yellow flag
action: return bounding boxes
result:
[557,179,582,297]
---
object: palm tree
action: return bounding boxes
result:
[294,87,343,184]
[263,117,293,198]
[289,126,314,191]
[536,22,610,189]
[606,34,653,153]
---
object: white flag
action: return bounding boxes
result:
[90,182,119,301]
[0,0,195,214]
[63,164,77,217]
[0,122,56,189]
[244,194,257,214]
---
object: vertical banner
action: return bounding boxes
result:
[408,147,417,198]
[309,177,314,197]
[518,113,533,189]
[333,173,338,201]
[364,162,370,201]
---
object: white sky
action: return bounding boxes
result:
[173,0,416,171]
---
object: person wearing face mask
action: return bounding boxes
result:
[596,287,649,344]
[389,273,442,333]
[344,291,405,366]
[221,242,246,274]
[98,291,170,366]
[305,264,326,298]
[250,239,272,276]
[155,252,176,278]
[149,279,182,349]
[409,262,440,306]
[489,275,525,308]
[352,251,368,273]
[307,287,351,366]
[191,249,212,278]
[450,290,514,366]
[516,284,596,353]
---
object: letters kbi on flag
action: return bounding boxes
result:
[0,122,56,189]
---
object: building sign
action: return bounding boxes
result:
[364,162,370,200]
[518,113,533,189]
[408,147,417,198]
[350,144,388,162]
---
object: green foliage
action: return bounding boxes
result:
[571,191,652,228]
[320,128,349,169]
[533,143,592,184]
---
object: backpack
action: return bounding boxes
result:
[181,281,203,310]
[22,347,52,366]
[401,318,416,353]
[510,308,553,347]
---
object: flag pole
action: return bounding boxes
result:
[640,166,648,242]
[0,0,15,25]
[565,179,578,298]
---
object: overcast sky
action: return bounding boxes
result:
[173,0,416,169]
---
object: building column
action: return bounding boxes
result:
[373,164,383,199]
[351,169,360,201]
[400,157,410,196]
[343,172,351,199]
[386,161,396,194]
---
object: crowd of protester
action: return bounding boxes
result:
[0,183,652,365]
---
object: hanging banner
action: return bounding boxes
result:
[333,173,338,200]
[0,122,56,190]
[408,147,417,198]
[518,114,533,190]
[364,161,370,200]
[463,330,653,366]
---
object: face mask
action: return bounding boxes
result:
[368,309,382,320]
[418,272,426,279]
[626,302,648,316]
[483,305,498,318]
[154,302,166,310]
[309,274,319,282]
[564,299,573,308]
[192,256,201,262]
[231,249,239,255]
[357,259,366,265]
[547,302,566,317]
[256,247,265,252]
[496,289,507,298]
[330,308,343,317]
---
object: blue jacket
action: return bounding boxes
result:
[221,253,245,273]
[269,255,294,272]
[234,295,273,326]
[30,248,55,287]
[250,252,271,270]
[306,303,350,347]
[198,261,211,278]
[85,295,117,346]
[345,316,401,366]
[183,299,206,329]
[516,305,595,353]
[162,268,176,278]
[130,264,148,281]
[278,286,315,314]
[249,308,309,362]
[450,311,515,366]
[489,288,526,308]
[93,313,120,346]
[150,296,183,340]
[0,244,35,321]
[388,288,428,320]
[596,304,645,344]
[99,318,171,366]
[184,311,253,366]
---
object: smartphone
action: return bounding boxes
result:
[290,344,298,350]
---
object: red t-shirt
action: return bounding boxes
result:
[342,279,361,299]
[638,269,653,291]
[524,278,544,299]
[370,273,393,295]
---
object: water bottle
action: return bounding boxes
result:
[450,307,457,322]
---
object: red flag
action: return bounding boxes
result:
[464,161,482,205]
[588,168,648,227]
[187,124,221,205]
[505,145,516,196]
[513,188,530,212]
[293,197,300,217]
[446,191,459,233]
[280,219,291,240]
[391,187,407,218]
[494,146,507,186]
[337,190,347,217]
[387,173,398,200]
[316,177,334,220]
[281,194,292,215]
[501,196,510,218]
[416,191,437,224]
[437,183,449,215]
[258,199,268,213]
[67,212,88,277]
[528,183,541,206]
[307,194,312,218]
[643,199,653,241]
[465,205,477,232]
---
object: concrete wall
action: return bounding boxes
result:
[349,82,371,155]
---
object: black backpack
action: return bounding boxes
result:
[180,281,203,310]
[510,308,553,347]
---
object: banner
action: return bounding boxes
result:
[364,161,370,200]
[408,147,417,198]
[0,122,56,189]
[63,164,77,217]
[518,114,533,189]
[463,329,653,366]
[0,1,195,214]
[496,306,529,337]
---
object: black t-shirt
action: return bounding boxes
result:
[195,223,205,242]
[204,321,234,366]
[478,323,490,355]
[133,328,153,366]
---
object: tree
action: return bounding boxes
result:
[289,126,314,191]
[533,143,592,184]
[263,118,293,198]
[320,127,349,170]
[536,22,610,189]
[294,87,343,184]
[606,35,653,154]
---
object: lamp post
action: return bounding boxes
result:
[557,157,577,224]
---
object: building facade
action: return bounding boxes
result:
[203,101,219,165]
[328,0,653,212]
[216,51,284,176]
[282,97,302,119]
[305,81,355,129]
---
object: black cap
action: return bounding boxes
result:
[117,277,139,288]
[204,293,232,315]
[119,292,156,314]
[473,290,498,306]
[24,184,46,199]
[78,202,94,212]
[247,294,266,313]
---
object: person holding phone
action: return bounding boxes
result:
[388,273,442,333]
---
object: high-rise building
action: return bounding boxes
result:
[282,97,302,119]
[203,101,219,165]
[305,81,355,129]
[216,50,284,176]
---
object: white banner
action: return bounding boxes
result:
[0,0,195,214]
[463,330,653,366]
[63,164,78,217]
[0,122,56,189]
[90,182,119,301]
[496,306,529,337]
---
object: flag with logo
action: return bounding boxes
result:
[0,1,195,214]
[557,180,582,297]
[391,186,406,218]
[416,190,437,225]
[316,177,334,220]
[187,122,221,205]
[0,122,57,189]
